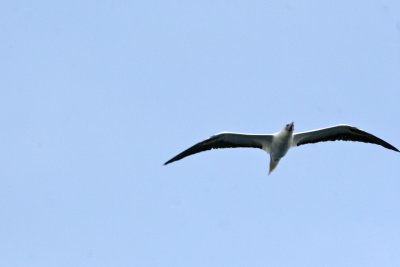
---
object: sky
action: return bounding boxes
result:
[1,0,400,266]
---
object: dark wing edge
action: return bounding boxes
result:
[294,125,399,152]
[164,133,268,165]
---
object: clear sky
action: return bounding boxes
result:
[1,0,400,266]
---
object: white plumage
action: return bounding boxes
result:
[165,123,399,174]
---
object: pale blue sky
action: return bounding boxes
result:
[1,0,400,266]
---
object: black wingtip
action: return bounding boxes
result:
[164,158,175,165]
[382,142,399,153]
[391,144,400,152]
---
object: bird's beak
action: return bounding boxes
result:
[288,122,294,131]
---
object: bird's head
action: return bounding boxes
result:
[284,122,294,132]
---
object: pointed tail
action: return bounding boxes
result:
[269,159,280,175]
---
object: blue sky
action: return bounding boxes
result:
[1,0,400,266]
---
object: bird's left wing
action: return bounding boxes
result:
[292,124,399,152]
[164,132,273,165]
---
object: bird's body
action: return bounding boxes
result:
[164,123,399,174]
[267,127,293,174]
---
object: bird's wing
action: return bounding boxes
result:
[164,132,273,165]
[292,124,399,152]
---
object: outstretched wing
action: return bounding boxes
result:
[293,124,399,152]
[164,132,273,165]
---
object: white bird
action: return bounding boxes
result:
[164,123,399,174]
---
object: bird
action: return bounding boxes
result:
[164,123,399,174]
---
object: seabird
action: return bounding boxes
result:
[164,123,399,174]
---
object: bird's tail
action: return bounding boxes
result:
[269,159,280,175]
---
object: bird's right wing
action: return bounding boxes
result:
[164,132,273,165]
[292,124,399,152]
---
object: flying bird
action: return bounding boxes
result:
[164,123,399,174]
